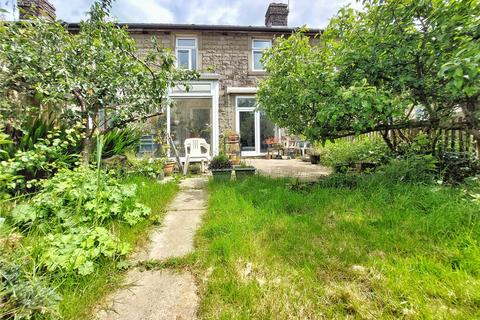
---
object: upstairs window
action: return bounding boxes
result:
[252,39,272,71]
[176,38,197,70]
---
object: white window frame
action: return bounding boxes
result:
[176,37,197,70]
[251,39,272,72]
[235,96,279,156]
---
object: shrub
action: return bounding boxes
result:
[97,126,143,159]
[0,256,61,319]
[124,152,166,179]
[209,154,232,170]
[11,166,151,228]
[188,163,202,175]
[0,126,82,198]
[317,137,389,167]
[8,166,151,276]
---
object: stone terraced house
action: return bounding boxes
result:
[19,0,321,157]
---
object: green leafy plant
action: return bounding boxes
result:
[376,155,438,184]
[209,154,232,170]
[40,226,130,276]
[1,225,61,320]
[97,126,143,159]
[0,125,82,198]
[124,152,166,179]
[317,137,389,167]
[0,256,61,319]
[238,161,253,168]
[11,166,151,228]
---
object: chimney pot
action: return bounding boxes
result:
[18,0,56,21]
[265,2,288,27]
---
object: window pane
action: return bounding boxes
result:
[237,97,256,109]
[253,51,263,70]
[170,98,212,157]
[139,134,157,156]
[260,112,276,153]
[253,39,271,49]
[239,111,255,152]
[191,49,197,70]
[177,39,196,47]
[177,50,189,68]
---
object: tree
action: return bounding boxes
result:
[0,0,197,161]
[257,0,480,153]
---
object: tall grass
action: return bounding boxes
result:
[194,176,480,319]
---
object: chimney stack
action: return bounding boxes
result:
[18,0,56,21]
[265,3,288,27]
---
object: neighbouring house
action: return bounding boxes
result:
[18,0,321,158]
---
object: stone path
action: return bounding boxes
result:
[96,177,208,320]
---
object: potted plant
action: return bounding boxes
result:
[309,149,320,164]
[209,154,233,181]
[163,160,176,176]
[234,161,256,181]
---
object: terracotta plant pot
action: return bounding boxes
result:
[230,158,241,165]
[163,162,175,176]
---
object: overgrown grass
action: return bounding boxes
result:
[57,175,178,319]
[194,176,480,319]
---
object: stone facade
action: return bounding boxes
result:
[130,30,279,133]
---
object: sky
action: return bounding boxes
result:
[1,0,362,28]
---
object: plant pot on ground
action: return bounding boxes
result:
[310,154,320,164]
[209,154,233,182]
[234,162,256,181]
[163,161,176,176]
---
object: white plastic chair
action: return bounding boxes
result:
[184,138,211,173]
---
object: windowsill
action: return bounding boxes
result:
[248,70,267,76]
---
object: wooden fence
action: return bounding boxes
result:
[340,129,479,160]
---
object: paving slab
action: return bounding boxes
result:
[96,269,198,320]
[166,189,207,211]
[96,176,208,320]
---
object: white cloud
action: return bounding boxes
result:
[111,0,174,23]
[5,0,363,27]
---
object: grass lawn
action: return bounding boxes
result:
[194,176,480,319]
[57,175,178,319]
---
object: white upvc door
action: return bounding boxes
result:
[235,105,260,156]
[235,96,279,156]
